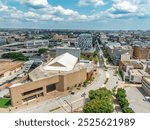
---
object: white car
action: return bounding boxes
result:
[144,96,150,102]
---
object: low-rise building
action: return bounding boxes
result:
[9,53,94,106]
[129,69,149,83]
[105,42,133,65]
[119,60,144,81]
[0,61,24,85]
[142,76,150,96]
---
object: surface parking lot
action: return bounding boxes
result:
[125,87,150,113]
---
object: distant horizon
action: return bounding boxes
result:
[1,0,150,30]
[0,27,149,31]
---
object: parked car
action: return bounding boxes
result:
[71,91,75,95]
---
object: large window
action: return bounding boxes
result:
[46,84,56,93]
[22,95,37,102]
[22,87,43,96]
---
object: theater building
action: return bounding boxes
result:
[9,53,94,106]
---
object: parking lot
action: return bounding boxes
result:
[125,87,150,113]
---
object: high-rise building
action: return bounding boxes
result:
[76,34,93,51]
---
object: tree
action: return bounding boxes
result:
[83,99,114,113]
[83,87,114,113]
[38,48,48,55]
[2,52,27,61]
[116,88,126,98]
[89,88,113,101]
[83,80,88,87]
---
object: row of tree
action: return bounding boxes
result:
[116,88,134,113]
[83,88,114,113]
[2,52,28,61]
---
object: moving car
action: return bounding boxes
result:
[144,96,150,102]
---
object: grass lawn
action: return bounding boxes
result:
[0,98,11,108]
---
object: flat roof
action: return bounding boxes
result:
[130,69,149,76]
[0,61,24,75]
[144,77,150,83]
[121,60,143,68]
[28,61,93,81]
[56,47,80,50]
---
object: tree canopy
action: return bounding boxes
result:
[2,52,27,61]
[83,87,114,113]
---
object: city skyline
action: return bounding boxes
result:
[0,0,150,30]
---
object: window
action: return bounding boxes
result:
[131,76,134,81]
[23,95,37,102]
[38,93,44,97]
[22,87,43,96]
[0,74,4,78]
[46,84,56,93]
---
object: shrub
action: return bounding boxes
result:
[122,107,134,113]
[118,97,129,108]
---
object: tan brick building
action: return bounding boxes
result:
[133,46,150,59]
[9,53,93,106]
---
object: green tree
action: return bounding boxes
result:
[38,48,48,55]
[89,88,113,100]
[83,99,114,113]
[116,88,126,98]
[2,52,27,61]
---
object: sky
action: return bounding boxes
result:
[0,0,150,30]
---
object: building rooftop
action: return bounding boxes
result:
[28,54,93,81]
[43,52,78,72]
[121,60,143,69]
[144,77,150,83]
[56,47,80,50]
[129,69,149,76]
[0,61,24,76]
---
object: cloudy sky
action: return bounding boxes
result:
[0,0,150,30]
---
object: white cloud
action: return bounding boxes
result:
[78,0,104,7]
[20,0,48,8]
[2,0,150,25]
[112,0,138,13]
[104,0,150,19]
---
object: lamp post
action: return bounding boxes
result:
[81,92,86,107]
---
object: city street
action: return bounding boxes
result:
[125,87,150,113]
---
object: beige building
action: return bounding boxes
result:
[129,69,149,83]
[9,53,93,106]
[133,46,150,59]
[142,77,150,96]
[0,61,24,85]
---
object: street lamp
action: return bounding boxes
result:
[64,100,73,113]
[81,92,86,107]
